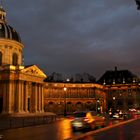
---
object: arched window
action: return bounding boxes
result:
[0,51,2,66]
[12,53,18,66]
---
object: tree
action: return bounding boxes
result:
[44,72,63,82]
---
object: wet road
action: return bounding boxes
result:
[91,119,140,140]
[0,118,131,140]
[0,118,73,140]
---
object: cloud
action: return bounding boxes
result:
[4,0,140,78]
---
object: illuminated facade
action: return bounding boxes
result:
[0,6,46,115]
[44,83,106,115]
[98,67,140,111]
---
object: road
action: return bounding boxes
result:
[92,119,140,140]
[0,118,135,140]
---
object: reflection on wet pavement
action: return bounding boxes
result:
[59,118,124,140]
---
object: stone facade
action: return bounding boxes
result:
[0,65,46,115]
[105,84,140,111]
[44,83,106,115]
[0,39,23,66]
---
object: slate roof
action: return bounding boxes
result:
[97,67,139,85]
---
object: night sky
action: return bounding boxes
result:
[4,0,140,79]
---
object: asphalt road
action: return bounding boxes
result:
[0,118,135,140]
[92,119,140,140]
[72,118,140,140]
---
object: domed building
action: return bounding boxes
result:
[0,6,22,67]
[0,6,46,115]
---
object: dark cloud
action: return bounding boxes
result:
[4,0,140,78]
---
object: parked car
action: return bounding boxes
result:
[70,111,106,131]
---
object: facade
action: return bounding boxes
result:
[98,67,140,112]
[44,83,106,115]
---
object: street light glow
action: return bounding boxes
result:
[64,87,67,91]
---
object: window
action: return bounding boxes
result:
[0,51,2,66]
[12,53,18,66]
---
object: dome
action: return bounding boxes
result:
[0,23,21,43]
[0,6,21,43]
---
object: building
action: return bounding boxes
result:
[44,83,106,115]
[98,67,140,111]
[0,6,46,115]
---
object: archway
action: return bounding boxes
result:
[75,102,83,111]
[85,101,92,111]
[45,102,55,113]
[67,102,73,114]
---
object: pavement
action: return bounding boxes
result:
[0,112,57,131]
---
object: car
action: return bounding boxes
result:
[70,111,106,131]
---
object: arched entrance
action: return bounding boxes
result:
[76,102,83,111]
[45,102,55,112]
[67,102,73,114]
[85,102,93,111]
[0,97,3,113]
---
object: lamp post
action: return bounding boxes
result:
[113,96,116,113]
[64,86,67,117]
[96,99,101,114]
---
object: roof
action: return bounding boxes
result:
[97,67,139,85]
[0,23,21,43]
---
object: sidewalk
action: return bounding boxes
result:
[0,112,57,131]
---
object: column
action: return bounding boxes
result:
[38,85,41,112]
[24,82,28,112]
[20,81,24,112]
[2,82,7,113]
[7,81,13,114]
[34,84,37,112]
[41,85,44,112]
[17,81,22,113]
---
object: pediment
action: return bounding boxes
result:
[21,65,46,78]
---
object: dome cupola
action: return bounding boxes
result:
[0,4,24,67]
[0,6,21,43]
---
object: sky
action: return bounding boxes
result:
[3,0,140,79]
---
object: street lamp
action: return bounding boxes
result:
[63,86,67,116]
[96,99,101,114]
[113,96,116,112]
